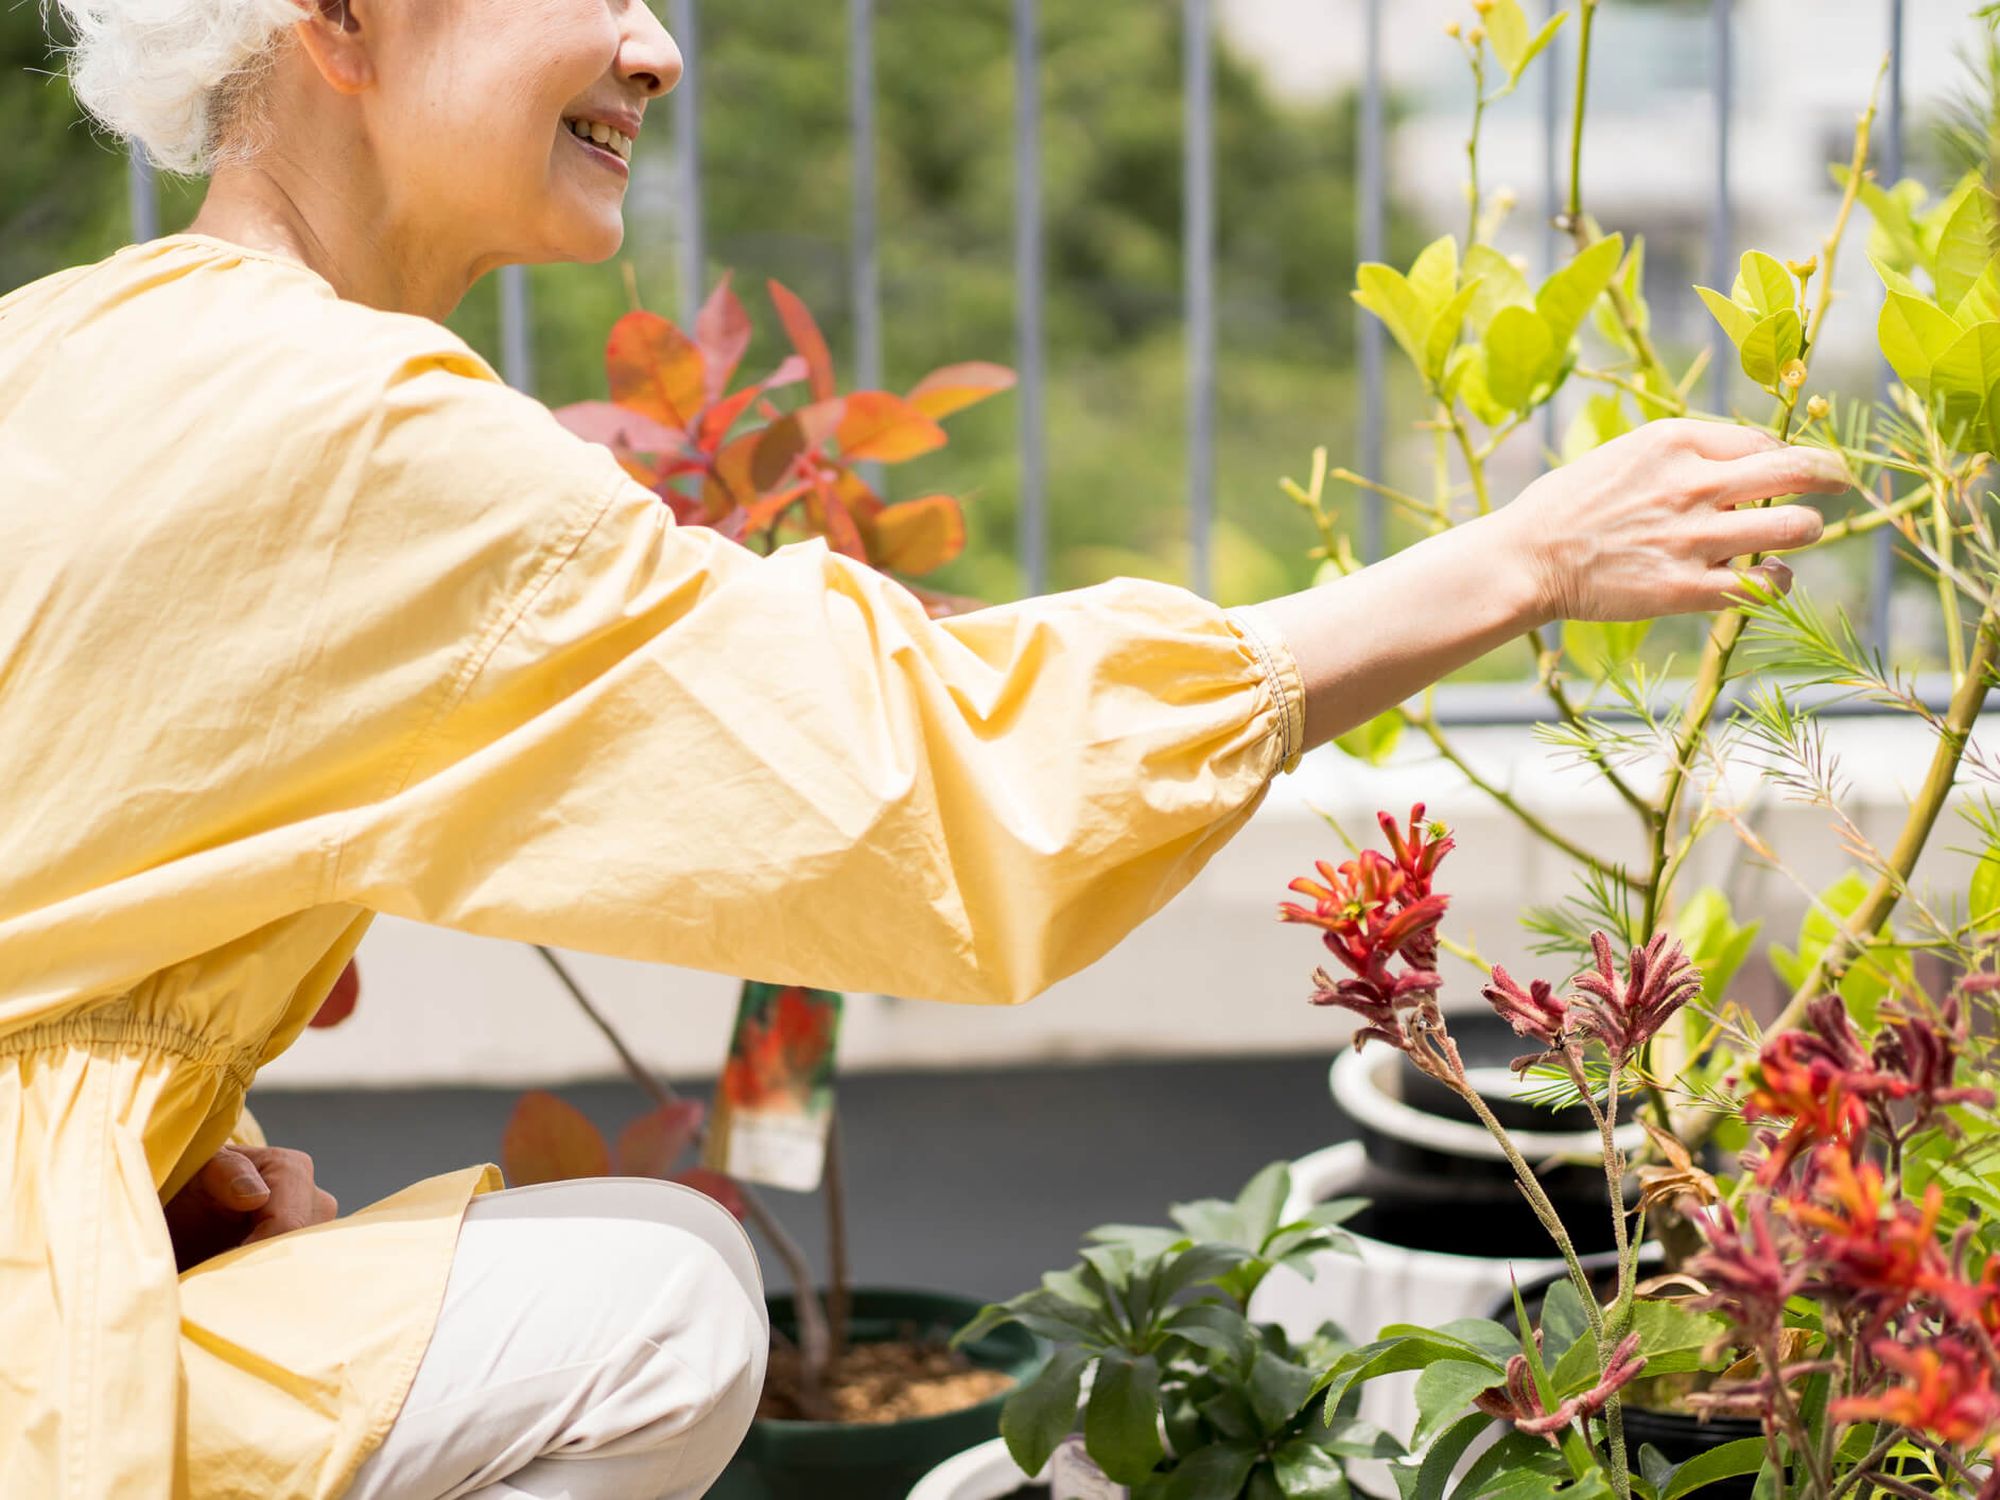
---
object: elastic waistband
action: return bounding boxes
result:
[0,1005,260,1091]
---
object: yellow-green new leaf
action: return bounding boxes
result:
[1353,263,1429,371]
[1972,844,2000,932]
[1463,244,1534,334]
[1738,308,1803,392]
[1483,303,1556,413]
[1934,187,1996,318]
[1424,279,1484,389]
[1957,260,2000,326]
[1561,393,1632,463]
[1696,285,1755,350]
[1592,237,1650,351]
[1488,0,1566,88]
[1835,165,1927,274]
[1455,351,1512,428]
[1408,235,1461,313]
[1878,290,1963,395]
[1536,233,1625,350]
[1562,618,1650,681]
[1929,319,2000,453]
[1334,708,1405,766]
[1732,250,1797,319]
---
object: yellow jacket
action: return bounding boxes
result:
[0,232,1305,1498]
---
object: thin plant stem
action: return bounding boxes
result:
[1565,0,1594,223]
[532,945,836,1398]
[825,1111,851,1361]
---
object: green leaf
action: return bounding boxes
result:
[1660,1437,1769,1499]
[1448,1431,1570,1498]
[1695,285,1756,349]
[1085,1350,1166,1485]
[1562,619,1650,681]
[1958,259,2000,326]
[1425,281,1485,388]
[1973,844,2000,931]
[1837,165,1928,273]
[1336,712,1416,768]
[1537,1279,1592,1363]
[1236,1161,1293,1246]
[1732,250,1797,319]
[1592,237,1649,351]
[1353,264,1430,371]
[1411,1361,1501,1450]
[1537,234,1625,351]
[1273,1438,1352,1499]
[1409,235,1461,313]
[1877,289,1963,396]
[1408,1412,1492,1500]
[1929,319,2000,452]
[1250,1349,1323,1435]
[1317,1333,1503,1423]
[1672,886,1761,1001]
[1932,185,1993,317]
[1162,1302,1252,1360]
[1464,244,1535,334]
[1483,304,1557,413]
[1738,309,1803,392]
[1152,1443,1260,1500]
[1000,1345,1089,1476]
[1549,1299,1727,1398]
[1561,393,1633,463]
[1484,0,1567,89]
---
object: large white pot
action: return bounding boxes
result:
[905,1435,1119,1500]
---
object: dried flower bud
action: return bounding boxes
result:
[1467,25,1486,45]
[1444,19,1462,37]
[1805,395,1830,421]
[1780,359,1808,390]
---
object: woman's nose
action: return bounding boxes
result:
[622,3,684,97]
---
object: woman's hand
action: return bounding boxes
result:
[1493,418,1848,622]
[1240,419,1852,751]
[162,1144,338,1271]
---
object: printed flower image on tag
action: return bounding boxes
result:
[701,981,843,1192]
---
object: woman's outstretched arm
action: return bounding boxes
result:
[1238,419,1844,749]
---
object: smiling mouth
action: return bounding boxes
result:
[561,118,633,172]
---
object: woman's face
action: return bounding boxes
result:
[381,0,679,266]
[273,0,681,285]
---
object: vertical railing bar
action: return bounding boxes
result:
[671,0,705,328]
[1870,0,1905,661]
[850,0,884,494]
[1014,0,1048,597]
[127,141,157,243]
[1707,0,1734,415]
[498,265,535,395]
[1185,0,1216,601]
[1358,0,1386,563]
[1537,0,1562,465]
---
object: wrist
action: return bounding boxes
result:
[1473,506,1561,634]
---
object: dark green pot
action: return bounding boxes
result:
[710,1287,1043,1500]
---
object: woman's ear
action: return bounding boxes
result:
[291,0,374,96]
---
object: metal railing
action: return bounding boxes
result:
[122,0,1923,726]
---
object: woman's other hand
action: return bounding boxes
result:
[1495,418,1847,622]
[162,1145,339,1271]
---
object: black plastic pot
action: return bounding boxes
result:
[1489,1264,1763,1500]
[1342,1155,1622,1260]
[709,1288,1042,1500]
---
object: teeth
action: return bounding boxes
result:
[564,118,633,161]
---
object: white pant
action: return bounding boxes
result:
[344,1177,769,1500]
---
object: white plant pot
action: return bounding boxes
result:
[905,1434,1121,1500]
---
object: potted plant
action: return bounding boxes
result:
[1281,799,2000,1498]
[1268,0,2000,1453]
[937,1159,1393,1499]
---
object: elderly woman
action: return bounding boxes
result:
[0,0,1842,1496]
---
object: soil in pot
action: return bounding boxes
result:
[712,1288,1040,1500]
[761,1331,1015,1423]
[1494,1262,1765,1500]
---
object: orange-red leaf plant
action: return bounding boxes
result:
[553,273,1015,619]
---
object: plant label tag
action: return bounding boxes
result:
[701,981,842,1192]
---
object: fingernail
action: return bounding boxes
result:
[230,1175,262,1196]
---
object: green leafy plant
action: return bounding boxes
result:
[955,1162,1386,1495]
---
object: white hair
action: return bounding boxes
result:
[39,0,305,176]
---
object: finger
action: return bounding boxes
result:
[242,1152,321,1240]
[1700,559,1794,611]
[1708,445,1852,505]
[1701,501,1825,558]
[198,1147,270,1209]
[1655,418,1786,462]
